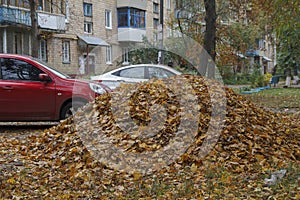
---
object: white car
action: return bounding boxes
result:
[91,64,182,90]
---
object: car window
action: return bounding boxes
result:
[116,67,145,79]
[148,67,176,79]
[0,58,45,81]
[0,59,2,80]
[31,57,71,79]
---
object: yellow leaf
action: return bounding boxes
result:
[6,178,16,184]
[102,178,111,185]
[191,163,198,173]
[76,163,84,169]
[132,172,142,181]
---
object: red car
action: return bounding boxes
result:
[0,54,110,121]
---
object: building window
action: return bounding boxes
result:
[130,8,145,28]
[166,27,172,38]
[38,0,65,14]
[62,41,70,63]
[166,0,171,10]
[153,32,158,45]
[153,18,159,29]
[122,47,129,65]
[39,39,47,62]
[14,32,22,54]
[65,0,70,22]
[0,33,3,53]
[153,3,159,13]
[105,10,112,29]
[83,3,92,17]
[118,8,129,27]
[118,7,145,29]
[106,46,112,64]
[6,0,30,8]
[84,22,93,33]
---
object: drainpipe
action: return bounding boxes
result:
[158,0,164,64]
[3,28,7,53]
[274,36,277,66]
[86,45,90,75]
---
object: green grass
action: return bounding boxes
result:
[241,88,300,109]
[110,163,300,199]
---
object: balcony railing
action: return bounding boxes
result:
[37,11,65,31]
[0,6,65,31]
[0,6,31,26]
[118,27,146,42]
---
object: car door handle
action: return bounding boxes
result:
[2,86,14,90]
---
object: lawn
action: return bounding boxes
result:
[240,88,300,110]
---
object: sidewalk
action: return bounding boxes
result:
[226,82,300,90]
[270,81,300,88]
[225,84,251,89]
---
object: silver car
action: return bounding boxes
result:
[91,64,182,90]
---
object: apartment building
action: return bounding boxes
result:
[226,1,275,74]
[0,0,174,76]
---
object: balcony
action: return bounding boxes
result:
[37,11,65,31]
[0,6,31,26]
[0,6,65,31]
[118,28,146,42]
[117,0,147,10]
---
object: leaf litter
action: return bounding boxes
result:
[0,75,299,199]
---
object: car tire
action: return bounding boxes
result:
[60,101,87,120]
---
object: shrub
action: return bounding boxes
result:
[263,73,273,86]
[251,66,264,88]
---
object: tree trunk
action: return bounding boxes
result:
[203,0,217,78]
[29,0,40,58]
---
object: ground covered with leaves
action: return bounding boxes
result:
[0,75,299,199]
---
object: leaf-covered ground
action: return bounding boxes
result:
[0,75,299,199]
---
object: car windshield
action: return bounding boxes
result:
[31,57,72,79]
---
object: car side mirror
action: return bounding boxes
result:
[39,73,51,82]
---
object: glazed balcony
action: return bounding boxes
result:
[117,0,147,10]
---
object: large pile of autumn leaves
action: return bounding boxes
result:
[0,75,299,199]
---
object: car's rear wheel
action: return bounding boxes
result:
[60,101,87,120]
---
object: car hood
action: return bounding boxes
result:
[90,73,112,80]
[66,78,111,92]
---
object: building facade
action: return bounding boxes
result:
[0,0,174,76]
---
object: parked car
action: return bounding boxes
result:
[90,64,182,90]
[0,54,110,121]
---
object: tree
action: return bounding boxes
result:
[3,0,40,57]
[203,0,217,78]
[29,0,66,58]
[171,0,217,77]
[273,0,300,70]
[29,0,40,58]
[171,0,266,78]
[171,0,300,82]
